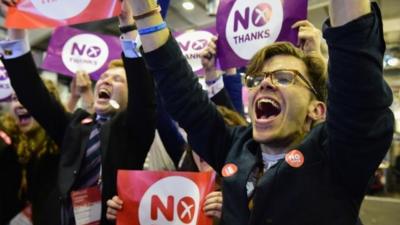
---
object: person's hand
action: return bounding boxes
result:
[203,191,222,219]
[200,36,218,72]
[292,20,323,57]
[71,71,92,97]
[106,196,124,221]
[119,0,135,26]
[1,0,17,7]
[1,1,26,40]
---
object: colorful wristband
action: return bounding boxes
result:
[205,76,221,85]
[138,22,167,36]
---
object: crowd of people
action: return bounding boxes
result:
[0,0,394,225]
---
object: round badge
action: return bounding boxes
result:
[109,99,120,109]
[221,163,238,177]
[285,150,304,168]
[81,117,93,124]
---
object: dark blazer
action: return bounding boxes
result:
[2,53,156,225]
[142,4,394,225]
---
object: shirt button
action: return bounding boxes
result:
[73,170,78,175]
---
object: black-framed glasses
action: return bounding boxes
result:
[245,69,319,97]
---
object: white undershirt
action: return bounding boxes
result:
[262,152,286,172]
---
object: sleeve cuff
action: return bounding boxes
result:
[207,76,224,98]
[120,35,142,58]
[0,38,30,59]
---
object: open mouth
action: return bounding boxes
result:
[15,107,32,125]
[255,97,281,120]
[98,88,111,100]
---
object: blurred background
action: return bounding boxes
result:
[0,1,399,224]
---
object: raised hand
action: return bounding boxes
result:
[200,36,218,72]
[292,20,324,57]
[119,0,135,26]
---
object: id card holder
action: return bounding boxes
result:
[71,186,102,225]
[10,204,33,225]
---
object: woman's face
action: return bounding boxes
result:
[9,92,39,133]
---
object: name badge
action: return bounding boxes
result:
[71,186,102,225]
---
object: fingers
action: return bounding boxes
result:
[1,0,16,7]
[291,20,314,29]
[203,191,222,213]
[106,196,123,221]
[200,35,218,69]
[108,195,124,208]
[106,207,117,221]
[75,71,91,88]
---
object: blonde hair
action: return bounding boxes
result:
[216,106,248,126]
[2,79,61,164]
[108,59,124,69]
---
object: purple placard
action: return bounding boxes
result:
[216,0,308,69]
[0,61,12,101]
[174,27,217,75]
[41,26,122,80]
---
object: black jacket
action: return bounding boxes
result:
[142,4,394,225]
[2,53,156,225]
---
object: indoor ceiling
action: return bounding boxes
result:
[0,0,399,52]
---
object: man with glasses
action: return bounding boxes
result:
[125,0,394,224]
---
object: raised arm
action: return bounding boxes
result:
[119,0,156,159]
[324,1,394,196]
[127,0,235,172]
[0,28,69,145]
[329,0,370,27]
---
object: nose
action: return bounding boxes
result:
[100,76,112,86]
[259,75,277,91]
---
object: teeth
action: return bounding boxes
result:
[99,89,110,95]
[257,98,279,109]
[16,108,28,115]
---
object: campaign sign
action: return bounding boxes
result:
[5,0,121,28]
[175,27,216,74]
[117,170,215,225]
[216,0,307,69]
[0,61,12,101]
[41,26,122,80]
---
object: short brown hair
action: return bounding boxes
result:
[246,42,327,102]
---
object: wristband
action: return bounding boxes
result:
[138,22,167,36]
[205,76,221,85]
[119,24,137,34]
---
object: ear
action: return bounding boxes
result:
[305,100,326,130]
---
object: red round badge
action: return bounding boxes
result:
[221,163,238,177]
[285,150,304,168]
